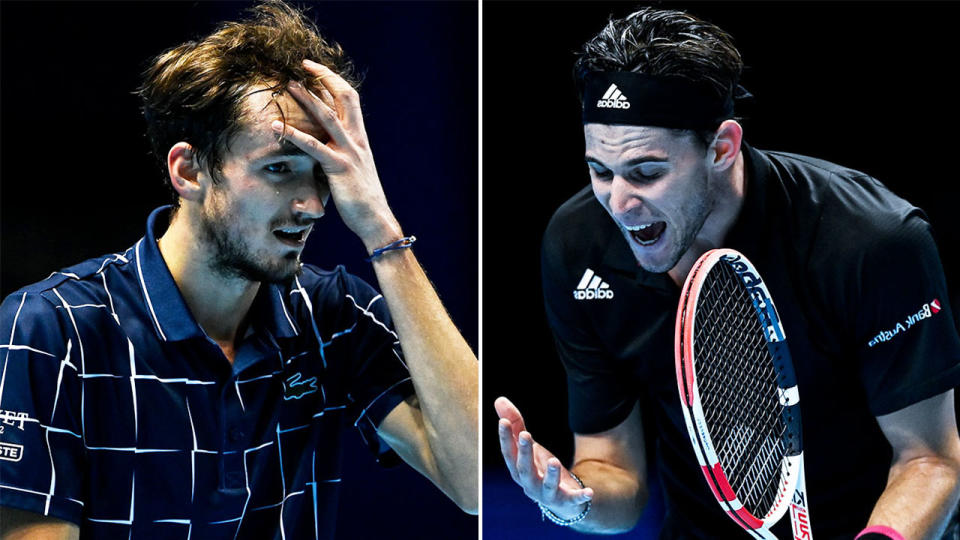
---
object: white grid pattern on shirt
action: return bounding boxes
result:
[95,253,129,276]
[45,271,80,280]
[50,339,75,434]
[276,288,298,335]
[0,344,55,356]
[345,294,399,344]
[101,270,120,325]
[293,277,327,369]
[51,288,86,448]
[152,520,192,540]
[344,294,409,374]
[56,306,347,531]
[0,292,29,408]
[134,240,166,341]
[87,474,134,525]
[276,423,287,540]
[1,268,393,536]
[186,397,198,503]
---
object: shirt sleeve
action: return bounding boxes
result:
[0,290,86,525]
[851,214,960,415]
[336,270,414,466]
[541,225,637,434]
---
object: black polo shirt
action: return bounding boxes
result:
[542,143,960,539]
[0,206,413,539]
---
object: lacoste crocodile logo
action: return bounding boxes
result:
[283,372,318,400]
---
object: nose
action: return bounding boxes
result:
[291,176,328,220]
[608,175,643,216]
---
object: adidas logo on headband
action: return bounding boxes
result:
[596,83,631,110]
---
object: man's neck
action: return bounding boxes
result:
[667,151,747,287]
[157,211,259,358]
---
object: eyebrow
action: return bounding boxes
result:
[584,155,669,168]
[254,140,312,161]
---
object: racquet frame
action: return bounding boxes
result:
[675,248,812,540]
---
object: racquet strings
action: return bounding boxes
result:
[693,261,787,518]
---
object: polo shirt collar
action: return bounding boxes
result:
[249,280,301,339]
[135,206,300,342]
[723,142,771,256]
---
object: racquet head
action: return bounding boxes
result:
[675,248,805,537]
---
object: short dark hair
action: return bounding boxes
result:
[575,7,744,146]
[137,0,357,204]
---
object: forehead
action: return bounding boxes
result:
[583,124,693,161]
[228,84,327,159]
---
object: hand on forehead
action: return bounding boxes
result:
[243,82,330,145]
[250,59,357,146]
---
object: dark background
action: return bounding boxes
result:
[0,1,477,538]
[482,2,960,538]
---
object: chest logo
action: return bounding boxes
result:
[573,268,614,300]
[283,372,319,400]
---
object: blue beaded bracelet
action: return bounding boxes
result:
[366,236,416,262]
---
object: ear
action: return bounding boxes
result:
[166,142,205,202]
[707,120,743,173]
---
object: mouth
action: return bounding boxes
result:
[273,226,311,247]
[624,221,666,247]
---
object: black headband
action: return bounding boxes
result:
[581,71,736,130]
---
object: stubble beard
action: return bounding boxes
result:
[634,184,713,275]
[199,192,302,284]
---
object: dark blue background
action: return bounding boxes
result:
[0,2,477,538]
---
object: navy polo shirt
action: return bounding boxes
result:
[0,206,414,539]
[542,143,960,538]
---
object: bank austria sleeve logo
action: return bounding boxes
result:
[867,298,941,348]
[573,268,614,300]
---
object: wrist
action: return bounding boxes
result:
[539,500,591,527]
[360,219,404,256]
[366,236,416,262]
[537,471,592,527]
[545,500,588,520]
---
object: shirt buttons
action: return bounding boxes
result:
[225,470,245,489]
[228,426,244,443]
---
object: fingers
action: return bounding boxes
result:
[575,487,595,504]
[494,397,592,514]
[515,431,535,482]
[542,459,593,510]
[494,396,526,433]
[497,418,519,481]
[285,80,351,149]
[270,120,344,174]
[542,457,561,500]
[301,58,365,133]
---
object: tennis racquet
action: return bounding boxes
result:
[675,248,812,540]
